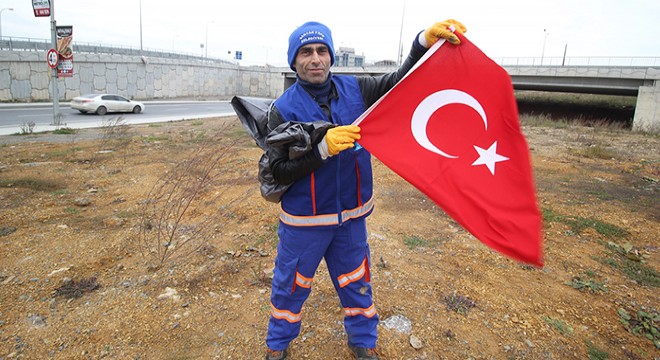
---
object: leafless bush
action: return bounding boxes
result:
[52,112,66,128]
[19,121,35,134]
[87,116,133,165]
[100,116,132,149]
[136,129,254,269]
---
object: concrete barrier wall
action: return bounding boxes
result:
[0,50,286,102]
[633,82,660,132]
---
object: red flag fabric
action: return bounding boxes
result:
[355,34,543,267]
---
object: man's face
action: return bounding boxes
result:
[293,43,331,84]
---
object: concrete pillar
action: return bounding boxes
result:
[633,81,660,133]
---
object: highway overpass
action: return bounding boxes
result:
[284,65,660,132]
[507,65,659,132]
[506,65,657,96]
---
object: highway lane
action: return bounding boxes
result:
[0,100,238,136]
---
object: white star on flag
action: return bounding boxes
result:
[472,141,509,175]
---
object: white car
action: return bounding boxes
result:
[71,94,145,115]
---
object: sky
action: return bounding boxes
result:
[2,0,659,67]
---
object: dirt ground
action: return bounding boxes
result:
[0,116,658,360]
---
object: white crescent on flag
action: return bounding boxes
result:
[410,89,488,159]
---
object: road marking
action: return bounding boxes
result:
[17,114,44,118]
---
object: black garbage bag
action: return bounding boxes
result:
[230,96,333,203]
[230,96,273,150]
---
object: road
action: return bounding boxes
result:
[0,100,238,136]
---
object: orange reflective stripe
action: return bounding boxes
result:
[270,303,302,323]
[295,272,313,289]
[344,304,377,318]
[337,258,366,288]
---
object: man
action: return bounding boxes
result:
[265,20,466,360]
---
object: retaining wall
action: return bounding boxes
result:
[0,50,285,101]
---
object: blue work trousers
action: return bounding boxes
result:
[266,218,378,351]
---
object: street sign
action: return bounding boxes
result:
[32,0,51,17]
[47,48,58,68]
[235,51,242,60]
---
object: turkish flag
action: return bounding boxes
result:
[355,33,543,267]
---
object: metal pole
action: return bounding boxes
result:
[50,0,61,126]
[172,34,178,51]
[562,43,567,66]
[541,29,548,66]
[0,8,15,39]
[397,0,406,66]
[139,0,143,53]
[205,21,214,58]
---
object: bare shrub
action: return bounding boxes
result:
[51,112,66,128]
[136,128,255,269]
[99,116,132,150]
[87,116,133,165]
[19,121,36,134]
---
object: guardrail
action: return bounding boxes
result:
[0,36,235,65]
[2,36,659,68]
[494,56,660,67]
[0,37,660,67]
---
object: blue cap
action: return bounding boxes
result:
[287,21,335,71]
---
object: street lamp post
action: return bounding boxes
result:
[205,21,214,58]
[171,34,179,52]
[0,7,14,39]
[139,0,143,54]
[541,29,549,65]
[397,0,406,66]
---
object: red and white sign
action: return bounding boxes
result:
[355,33,543,267]
[46,48,58,68]
[32,0,51,17]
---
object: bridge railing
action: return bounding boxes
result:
[493,56,660,67]
[0,36,236,65]
[2,36,659,68]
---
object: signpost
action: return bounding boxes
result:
[48,1,60,125]
[33,0,61,125]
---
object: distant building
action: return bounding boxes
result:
[374,60,397,67]
[335,47,365,67]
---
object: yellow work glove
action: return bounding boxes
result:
[424,19,467,46]
[324,125,361,156]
